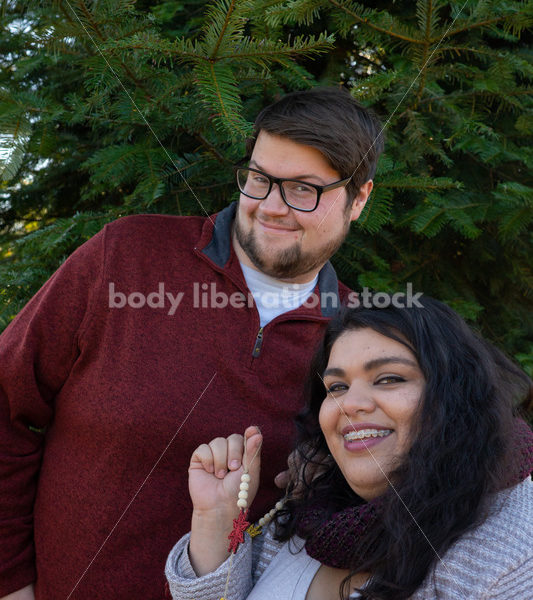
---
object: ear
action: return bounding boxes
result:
[348,180,373,222]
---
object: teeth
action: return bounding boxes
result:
[344,429,392,441]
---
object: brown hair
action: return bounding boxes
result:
[246,87,384,202]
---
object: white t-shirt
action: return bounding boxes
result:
[241,264,318,327]
[247,537,362,599]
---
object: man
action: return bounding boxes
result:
[0,87,383,600]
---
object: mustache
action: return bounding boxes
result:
[257,216,300,229]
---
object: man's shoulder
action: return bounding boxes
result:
[104,213,208,241]
[98,213,216,257]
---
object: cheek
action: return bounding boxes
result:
[308,211,331,235]
[394,393,422,445]
[293,214,315,234]
[238,196,258,216]
[318,401,337,439]
[317,194,348,223]
[318,404,326,431]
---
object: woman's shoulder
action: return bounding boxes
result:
[413,478,533,599]
[476,477,533,552]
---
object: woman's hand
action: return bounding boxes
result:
[274,443,332,497]
[188,426,262,576]
[188,425,262,517]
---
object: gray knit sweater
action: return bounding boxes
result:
[165,478,533,599]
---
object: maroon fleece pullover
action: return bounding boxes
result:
[0,204,350,599]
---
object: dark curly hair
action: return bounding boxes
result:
[275,296,531,599]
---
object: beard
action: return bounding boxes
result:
[233,207,352,280]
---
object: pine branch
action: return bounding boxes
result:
[440,15,525,42]
[416,0,442,37]
[210,0,238,58]
[111,32,334,64]
[266,0,327,27]
[193,60,251,139]
[326,0,424,44]
[108,35,201,61]
[75,0,106,41]
[414,0,436,108]
[220,33,335,64]
[193,132,229,163]
[357,187,392,233]
[61,0,155,99]
[492,182,533,241]
[377,177,459,191]
[0,129,30,182]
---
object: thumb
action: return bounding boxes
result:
[274,469,289,490]
[243,425,262,497]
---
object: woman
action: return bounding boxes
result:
[166,297,533,599]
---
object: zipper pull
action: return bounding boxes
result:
[252,327,264,357]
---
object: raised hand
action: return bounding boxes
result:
[188,426,262,517]
[188,426,262,576]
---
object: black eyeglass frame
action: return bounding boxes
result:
[234,165,351,212]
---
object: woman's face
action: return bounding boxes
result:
[319,327,425,501]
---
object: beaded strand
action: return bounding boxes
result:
[222,471,286,599]
[237,473,250,508]
[257,499,285,529]
[221,433,286,600]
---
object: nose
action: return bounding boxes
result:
[259,182,291,217]
[340,382,376,416]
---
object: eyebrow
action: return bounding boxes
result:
[248,159,327,184]
[323,357,418,378]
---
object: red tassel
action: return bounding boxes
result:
[227,509,250,553]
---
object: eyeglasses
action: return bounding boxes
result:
[234,166,351,212]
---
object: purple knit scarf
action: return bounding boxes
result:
[297,418,533,570]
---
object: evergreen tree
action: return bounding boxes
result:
[0,0,532,377]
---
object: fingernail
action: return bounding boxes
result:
[230,460,240,470]
[217,469,226,478]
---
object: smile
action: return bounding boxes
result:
[344,429,393,441]
[257,220,298,233]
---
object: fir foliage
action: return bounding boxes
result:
[0,0,532,374]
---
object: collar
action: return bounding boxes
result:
[196,202,341,318]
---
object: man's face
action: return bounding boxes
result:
[233,131,371,283]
